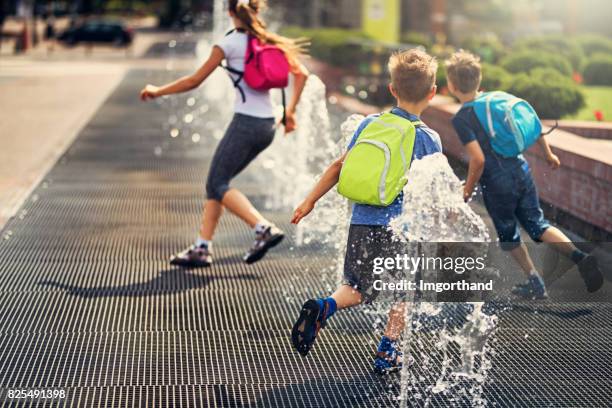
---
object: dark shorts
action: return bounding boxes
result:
[482,166,550,251]
[206,113,275,201]
[343,224,407,303]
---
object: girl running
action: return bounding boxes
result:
[140,0,309,266]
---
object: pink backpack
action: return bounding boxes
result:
[222,30,291,124]
[243,34,290,90]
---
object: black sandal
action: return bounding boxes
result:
[291,299,327,357]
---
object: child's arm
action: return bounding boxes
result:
[463,141,485,202]
[291,152,347,224]
[140,46,225,101]
[284,62,310,134]
[537,136,561,169]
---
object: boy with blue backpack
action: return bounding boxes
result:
[445,51,603,299]
[290,49,442,373]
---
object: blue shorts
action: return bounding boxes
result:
[481,166,550,251]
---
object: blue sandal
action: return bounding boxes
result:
[374,336,403,374]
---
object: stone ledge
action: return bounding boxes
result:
[543,120,612,141]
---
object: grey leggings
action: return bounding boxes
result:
[206,113,276,201]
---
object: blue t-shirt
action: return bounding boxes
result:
[347,107,443,226]
[452,104,530,185]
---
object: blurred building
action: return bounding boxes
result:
[272,0,612,42]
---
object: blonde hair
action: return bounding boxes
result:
[445,50,482,93]
[388,49,438,103]
[228,0,306,64]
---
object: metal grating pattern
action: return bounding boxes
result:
[1,70,611,407]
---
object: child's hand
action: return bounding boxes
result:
[546,153,561,170]
[291,200,314,224]
[140,85,160,101]
[463,186,474,203]
[283,110,297,134]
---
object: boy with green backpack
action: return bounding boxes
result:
[290,49,442,373]
[445,50,603,299]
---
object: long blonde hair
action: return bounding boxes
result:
[228,0,306,64]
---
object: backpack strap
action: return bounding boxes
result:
[219,28,247,103]
[281,88,287,126]
[222,64,246,103]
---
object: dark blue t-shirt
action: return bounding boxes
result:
[452,104,530,185]
[347,107,443,226]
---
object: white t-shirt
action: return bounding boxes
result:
[215,30,275,118]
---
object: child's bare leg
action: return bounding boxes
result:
[384,302,406,340]
[540,227,602,292]
[539,227,577,256]
[331,285,363,309]
[510,243,538,276]
[221,188,267,228]
[200,199,224,241]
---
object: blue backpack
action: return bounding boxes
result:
[466,91,545,158]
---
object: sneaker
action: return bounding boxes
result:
[374,336,403,375]
[511,275,548,300]
[577,255,603,293]
[243,225,284,264]
[170,244,212,268]
[291,299,329,357]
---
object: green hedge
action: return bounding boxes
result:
[573,34,612,57]
[480,63,512,91]
[436,64,447,90]
[500,50,573,77]
[507,68,584,119]
[513,35,584,71]
[583,54,612,86]
[461,35,506,63]
[280,27,372,69]
[401,31,432,49]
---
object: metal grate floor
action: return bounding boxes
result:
[1,70,611,407]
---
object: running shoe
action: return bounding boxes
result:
[170,244,212,268]
[374,336,403,375]
[243,224,284,264]
[511,275,548,300]
[577,255,603,293]
[291,299,329,357]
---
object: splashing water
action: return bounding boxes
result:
[386,153,497,407]
[254,78,357,283]
[389,153,489,243]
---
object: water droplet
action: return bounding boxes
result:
[183,114,194,124]
[345,85,355,95]
[213,129,223,140]
[168,40,177,48]
[328,95,338,105]
[154,146,163,156]
[187,97,196,107]
[170,129,179,138]
[262,160,275,169]
[200,104,209,113]
[358,90,368,99]
[191,133,201,143]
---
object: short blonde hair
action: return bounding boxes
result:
[445,50,482,93]
[388,49,438,103]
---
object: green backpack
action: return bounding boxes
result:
[338,113,420,206]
